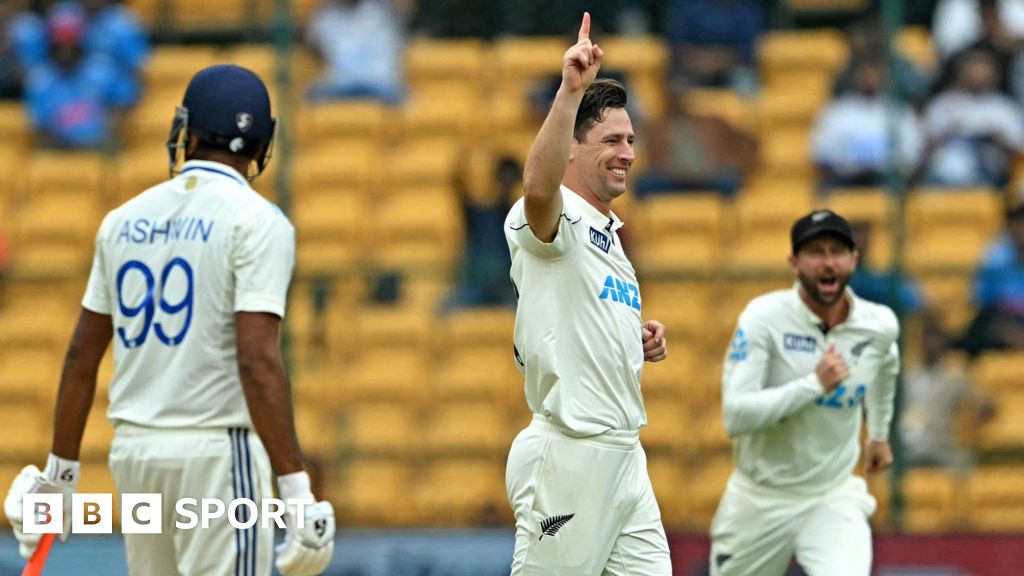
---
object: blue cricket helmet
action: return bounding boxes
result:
[167,64,277,179]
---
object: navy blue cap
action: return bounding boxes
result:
[791,209,856,254]
[183,65,273,143]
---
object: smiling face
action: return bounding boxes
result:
[789,234,859,308]
[568,106,635,208]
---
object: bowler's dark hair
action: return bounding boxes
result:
[573,79,628,142]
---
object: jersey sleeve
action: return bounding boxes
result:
[721,304,824,437]
[505,195,581,259]
[232,206,295,318]
[81,212,116,315]
[866,328,901,442]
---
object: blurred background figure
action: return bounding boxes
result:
[831,14,931,106]
[932,0,1024,61]
[902,320,994,472]
[25,7,138,149]
[0,0,44,100]
[813,56,924,191]
[443,156,520,312]
[963,204,1024,356]
[665,0,763,95]
[634,83,757,198]
[919,47,1024,187]
[305,0,408,104]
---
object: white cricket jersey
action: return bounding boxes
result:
[505,186,646,437]
[82,160,295,429]
[721,285,900,493]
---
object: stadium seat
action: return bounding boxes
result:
[634,193,724,271]
[965,466,1024,532]
[0,345,62,402]
[641,344,696,400]
[897,27,937,73]
[400,87,479,142]
[640,396,692,454]
[352,304,436,354]
[907,189,1002,239]
[638,280,714,347]
[382,141,462,188]
[370,188,463,269]
[414,457,508,526]
[919,274,973,332]
[685,456,733,532]
[0,102,30,146]
[973,351,1024,395]
[333,458,415,525]
[294,402,337,458]
[758,84,830,135]
[978,392,1024,451]
[826,188,890,229]
[759,30,849,87]
[442,307,516,351]
[493,36,565,96]
[27,152,108,200]
[116,147,170,205]
[434,346,521,404]
[290,141,379,198]
[759,127,815,177]
[142,46,219,93]
[405,38,488,91]
[425,401,510,456]
[646,455,688,531]
[295,100,392,149]
[683,89,757,133]
[292,192,366,273]
[902,468,961,534]
[340,401,422,457]
[343,349,431,405]
[0,400,47,459]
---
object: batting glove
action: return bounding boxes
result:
[275,471,335,576]
[3,454,79,559]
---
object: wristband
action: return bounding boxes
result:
[43,453,80,488]
[277,471,313,500]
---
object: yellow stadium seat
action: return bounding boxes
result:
[116,147,169,205]
[646,455,688,531]
[371,189,462,269]
[827,187,891,228]
[920,274,974,332]
[142,46,219,92]
[683,89,757,133]
[640,396,691,454]
[493,36,565,91]
[383,141,462,188]
[759,30,849,86]
[635,193,724,271]
[425,401,510,456]
[405,38,488,88]
[897,27,937,73]
[686,456,733,532]
[340,402,422,457]
[442,308,515,351]
[414,457,507,526]
[434,347,521,404]
[0,346,61,402]
[295,100,392,148]
[902,468,960,534]
[973,351,1024,395]
[352,305,436,354]
[908,188,1003,238]
[399,88,478,141]
[639,280,715,347]
[333,459,415,526]
[641,345,696,400]
[0,400,47,459]
[344,349,431,404]
[0,102,30,146]
[290,141,379,198]
[758,84,830,134]
[905,226,992,273]
[293,402,335,459]
[759,127,815,177]
[292,192,365,273]
[27,152,108,200]
[965,466,1024,532]
[978,392,1024,451]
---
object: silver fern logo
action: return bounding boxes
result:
[539,514,575,540]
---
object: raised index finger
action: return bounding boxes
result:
[578,11,591,43]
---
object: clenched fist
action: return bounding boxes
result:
[815,345,849,392]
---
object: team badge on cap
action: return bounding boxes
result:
[235,112,253,133]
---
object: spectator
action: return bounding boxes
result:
[902,321,994,472]
[25,9,138,149]
[919,47,1024,187]
[963,203,1024,356]
[848,221,929,314]
[934,0,1023,100]
[442,156,519,311]
[305,0,407,104]
[665,0,763,94]
[831,15,931,106]
[0,0,45,99]
[54,0,149,79]
[634,83,756,197]
[933,0,1024,60]
[813,57,924,190]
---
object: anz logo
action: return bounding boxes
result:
[598,275,640,311]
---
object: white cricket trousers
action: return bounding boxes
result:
[108,424,274,576]
[709,472,876,576]
[506,415,672,575]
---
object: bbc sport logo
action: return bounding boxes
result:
[23,493,314,534]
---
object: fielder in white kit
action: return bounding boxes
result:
[710,209,900,576]
[4,65,334,575]
[504,12,672,576]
